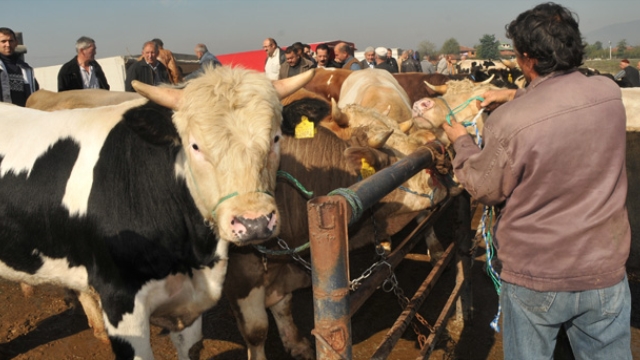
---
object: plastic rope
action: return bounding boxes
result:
[253,240,310,256]
[277,170,314,199]
[444,96,485,125]
[328,188,364,226]
[482,206,502,332]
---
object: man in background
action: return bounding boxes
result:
[58,36,110,91]
[359,46,376,69]
[334,42,361,70]
[278,46,314,79]
[614,58,639,87]
[421,55,435,74]
[185,43,221,80]
[0,27,37,106]
[125,40,169,92]
[263,37,285,80]
[374,47,396,73]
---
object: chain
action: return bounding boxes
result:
[380,260,435,350]
[276,238,312,271]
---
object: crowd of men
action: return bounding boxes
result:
[2,25,639,107]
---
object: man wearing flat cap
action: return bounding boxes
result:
[359,46,376,69]
[374,47,397,73]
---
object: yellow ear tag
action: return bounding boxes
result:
[360,158,376,179]
[508,73,513,83]
[295,116,315,139]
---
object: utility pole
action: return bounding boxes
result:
[609,41,612,60]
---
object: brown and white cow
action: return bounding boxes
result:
[303,67,352,103]
[224,95,453,360]
[25,88,143,111]
[0,67,313,360]
[338,68,414,123]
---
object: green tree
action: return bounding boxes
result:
[477,34,501,59]
[440,38,460,57]
[417,40,437,59]
[616,39,627,58]
[593,41,603,51]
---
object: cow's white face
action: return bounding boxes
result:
[173,67,283,245]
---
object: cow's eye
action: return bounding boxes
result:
[192,144,199,151]
[274,135,280,143]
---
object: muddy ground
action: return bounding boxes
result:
[1,209,640,360]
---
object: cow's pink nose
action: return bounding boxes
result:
[230,211,277,243]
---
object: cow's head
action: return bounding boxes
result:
[412,78,498,136]
[132,67,313,245]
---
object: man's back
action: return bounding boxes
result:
[462,71,629,292]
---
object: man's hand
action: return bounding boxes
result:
[442,118,469,144]
[479,89,517,108]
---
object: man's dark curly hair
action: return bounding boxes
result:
[506,2,585,76]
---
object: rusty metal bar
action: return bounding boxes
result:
[308,145,443,360]
[370,242,456,360]
[418,268,465,359]
[308,196,352,360]
[348,146,435,222]
[349,198,452,317]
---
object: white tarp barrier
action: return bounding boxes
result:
[34,56,128,92]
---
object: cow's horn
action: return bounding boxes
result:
[368,130,394,149]
[382,105,391,117]
[273,69,315,99]
[399,119,413,133]
[501,59,514,69]
[331,98,349,126]
[132,81,183,110]
[477,74,495,85]
[424,80,447,95]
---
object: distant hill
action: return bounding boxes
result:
[584,19,640,46]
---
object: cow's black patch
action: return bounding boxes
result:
[0,101,220,335]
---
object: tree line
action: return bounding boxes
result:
[416,35,640,61]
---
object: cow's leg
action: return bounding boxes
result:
[269,293,314,360]
[104,307,154,360]
[230,286,269,360]
[424,226,444,263]
[76,288,110,344]
[170,315,203,360]
[20,282,34,297]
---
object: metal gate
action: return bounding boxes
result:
[305,146,473,359]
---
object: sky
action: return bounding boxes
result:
[5,0,640,68]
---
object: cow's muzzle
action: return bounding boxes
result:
[230,210,278,244]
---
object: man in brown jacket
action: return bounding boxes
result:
[278,46,314,80]
[443,3,631,360]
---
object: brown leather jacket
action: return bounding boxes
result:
[452,70,630,292]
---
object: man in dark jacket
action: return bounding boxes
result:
[125,41,169,92]
[614,59,640,87]
[443,3,631,359]
[58,36,110,91]
[374,47,396,73]
[0,27,38,106]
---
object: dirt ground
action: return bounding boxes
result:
[1,205,640,360]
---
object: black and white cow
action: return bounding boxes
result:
[0,67,313,359]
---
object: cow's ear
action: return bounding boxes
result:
[281,98,330,136]
[344,146,392,174]
[124,102,180,146]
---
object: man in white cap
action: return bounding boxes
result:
[374,46,397,73]
[358,46,376,69]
